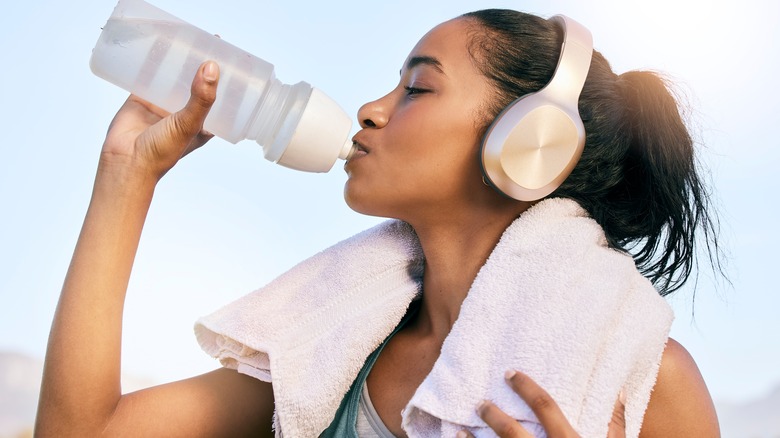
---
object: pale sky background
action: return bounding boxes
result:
[1,0,778,407]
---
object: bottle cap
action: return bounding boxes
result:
[276,88,353,172]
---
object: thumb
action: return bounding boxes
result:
[607,392,627,438]
[168,61,219,145]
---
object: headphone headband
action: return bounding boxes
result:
[545,15,594,107]
[480,14,594,202]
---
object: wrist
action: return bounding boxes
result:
[95,153,160,194]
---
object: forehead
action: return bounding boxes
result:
[403,18,478,76]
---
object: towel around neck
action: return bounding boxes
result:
[195,198,673,438]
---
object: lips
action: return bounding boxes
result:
[354,140,369,154]
[349,139,369,159]
[344,139,369,172]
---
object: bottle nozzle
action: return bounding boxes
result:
[339,139,357,161]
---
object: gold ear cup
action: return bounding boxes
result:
[481,93,585,201]
[499,106,580,191]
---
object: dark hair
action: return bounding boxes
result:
[462,9,725,296]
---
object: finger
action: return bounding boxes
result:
[106,95,165,136]
[477,400,533,438]
[607,393,627,438]
[167,61,219,147]
[127,94,171,119]
[504,370,577,437]
[456,430,475,438]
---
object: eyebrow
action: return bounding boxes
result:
[400,55,445,75]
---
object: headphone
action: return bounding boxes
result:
[480,15,593,202]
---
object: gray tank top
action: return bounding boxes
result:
[356,380,397,437]
[319,303,418,438]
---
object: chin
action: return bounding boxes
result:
[344,193,384,218]
[343,180,371,215]
[343,181,398,220]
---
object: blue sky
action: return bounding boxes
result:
[1,0,778,406]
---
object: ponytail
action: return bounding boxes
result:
[609,71,718,294]
[463,9,726,296]
[559,67,725,296]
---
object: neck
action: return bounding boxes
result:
[407,202,530,339]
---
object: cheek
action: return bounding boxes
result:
[393,132,484,204]
[344,102,487,214]
[415,111,484,175]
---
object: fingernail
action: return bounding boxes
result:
[456,431,469,438]
[203,61,218,82]
[618,390,627,404]
[477,399,490,415]
[504,369,517,380]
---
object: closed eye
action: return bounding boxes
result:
[404,86,430,97]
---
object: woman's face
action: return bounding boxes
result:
[344,18,499,221]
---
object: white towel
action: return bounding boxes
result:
[195,198,673,438]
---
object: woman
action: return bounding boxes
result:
[36,9,721,437]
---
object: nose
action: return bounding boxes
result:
[357,94,390,129]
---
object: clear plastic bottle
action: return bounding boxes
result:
[90,0,355,172]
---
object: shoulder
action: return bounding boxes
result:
[639,338,720,437]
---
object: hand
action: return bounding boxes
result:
[459,370,626,438]
[100,60,220,180]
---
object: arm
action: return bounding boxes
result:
[639,338,720,437]
[35,61,274,437]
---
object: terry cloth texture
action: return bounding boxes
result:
[195,198,673,437]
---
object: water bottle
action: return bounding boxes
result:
[90,0,355,172]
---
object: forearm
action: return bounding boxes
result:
[36,61,219,436]
[36,161,157,436]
